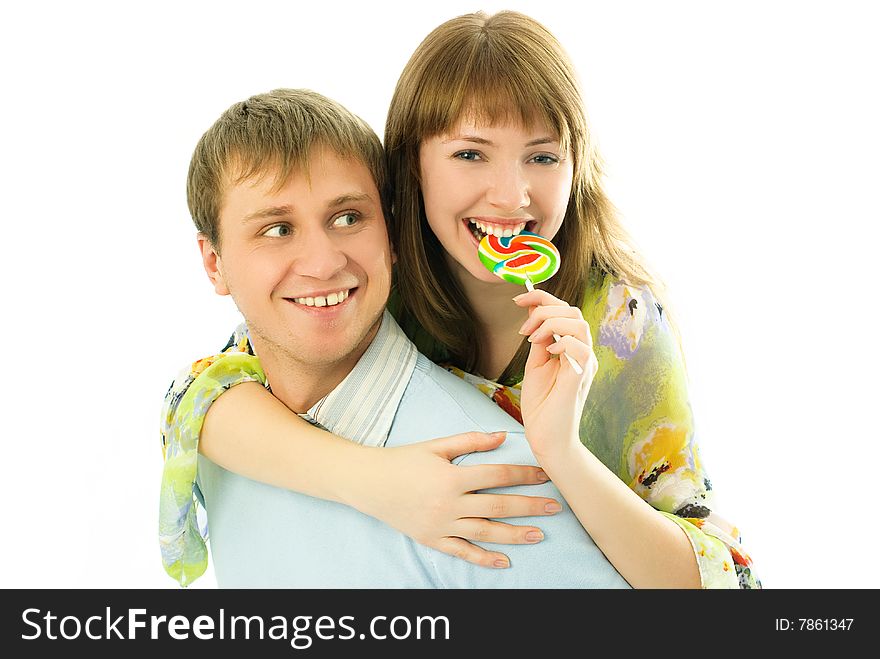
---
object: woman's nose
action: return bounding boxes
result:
[485,162,530,212]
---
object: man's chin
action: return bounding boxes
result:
[298,342,356,364]
[289,325,378,367]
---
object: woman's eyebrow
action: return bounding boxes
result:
[524,136,558,147]
[441,135,558,147]
[443,135,492,145]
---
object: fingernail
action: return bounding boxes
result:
[526,531,544,543]
[512,293,526,301]
[489,431,507,441]
[545,502,562,513]
[536,470,549,482]
[494,558,510,568]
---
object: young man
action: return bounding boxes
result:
[160,88,629,588]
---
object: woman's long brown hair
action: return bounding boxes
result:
[385,11,664,383]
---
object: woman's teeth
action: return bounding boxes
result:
[293,289,350,307]
[468,219,528,239]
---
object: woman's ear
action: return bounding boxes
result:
[197,234,230,296]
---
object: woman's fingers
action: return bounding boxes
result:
[512,289,568,308]
[525,317,595,375]
[513,289,593,372]
[431,537,513,569]
[460,463,551,490]
[432,517,553,568]
[546,336,598,377]
[456,492,563,519]
[527,317,592,348]
[452,518,547,545]
[428,430,508,461]
[518,304,583,336]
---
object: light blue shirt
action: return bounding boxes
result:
[196,313,630,588]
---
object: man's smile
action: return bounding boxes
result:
[287,287,353,307]
[284,287,357,312]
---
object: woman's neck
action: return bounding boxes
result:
[451,260,529,381]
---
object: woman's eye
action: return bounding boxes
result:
[333,213,359,227]
[454,150,482,162]
[531,154,560,165]
[263,224,291,238]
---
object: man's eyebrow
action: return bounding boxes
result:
[240,194,373,224]
[441,135,559,147]
[241,205,295,225]
[327,192,372,207]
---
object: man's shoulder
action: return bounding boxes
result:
[389,353,524,444]
[413,354,523,429]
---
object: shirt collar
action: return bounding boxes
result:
[298,310,418,447]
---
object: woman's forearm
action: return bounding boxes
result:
[200,381,371,504]
[536,442,702,589]
[195,381,560,570]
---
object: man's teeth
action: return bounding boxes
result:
[468,219,528,238]
[293,290,350,307]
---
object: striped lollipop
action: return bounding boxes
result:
[478,230,582,374]
[478,231,560,285]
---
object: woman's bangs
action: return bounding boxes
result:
[461,73,570,150]
[417,59,569,149]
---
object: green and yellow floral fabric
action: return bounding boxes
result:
[159,271,759,588]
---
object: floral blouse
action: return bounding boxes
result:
[392,271,760,589]
[159,270,760,589]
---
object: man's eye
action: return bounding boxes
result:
[454,150,482,162]
[263,224,291,237]
[333,213,359,227]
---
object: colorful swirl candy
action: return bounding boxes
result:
[478,231,560,285]
[477,230,582,374]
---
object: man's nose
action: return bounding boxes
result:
[485,162,530,212]
[293,229,347,280]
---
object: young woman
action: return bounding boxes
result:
[161,10,759,589]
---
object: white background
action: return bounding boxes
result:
[2,0,877,589]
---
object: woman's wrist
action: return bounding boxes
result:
[333,444,387,512]
[526,426,584,468]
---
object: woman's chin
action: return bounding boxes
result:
[465,262,518,288]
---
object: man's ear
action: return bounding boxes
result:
[197,233,230,296]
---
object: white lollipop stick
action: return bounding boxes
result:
[525,279,584,375]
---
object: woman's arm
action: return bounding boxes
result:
[159,346,562,586]
[529,441,703,588]
[203,381,561,567]
[515,288,703,589]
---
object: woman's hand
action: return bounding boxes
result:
[201,382,561,569]
[515,289,599,462]
[352,431,563,569]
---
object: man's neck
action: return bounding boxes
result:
[249,330,378,414]
[258,355,351,414]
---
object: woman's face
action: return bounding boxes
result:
[418,117,574,286]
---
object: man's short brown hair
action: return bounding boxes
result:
[187,88,389,250]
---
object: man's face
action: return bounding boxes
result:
[201,148,393,373]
